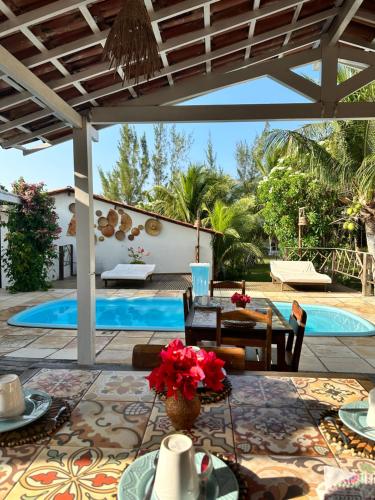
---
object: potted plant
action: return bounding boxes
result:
[146,340,225,430]
[128,246,149,264]
[231,292,251,308]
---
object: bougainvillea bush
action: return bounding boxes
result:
[2,178,61,292]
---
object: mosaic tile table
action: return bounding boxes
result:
[0,369,374,499]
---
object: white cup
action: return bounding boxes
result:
[153,434,212,500]
[367,387,375,427]
[0,374,25,418]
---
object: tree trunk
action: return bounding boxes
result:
[364,216,375,287]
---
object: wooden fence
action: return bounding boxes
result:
[283,247,375,296]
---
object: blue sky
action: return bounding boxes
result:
[1,65,318,193]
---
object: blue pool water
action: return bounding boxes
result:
[8,297,185,331]
[273,302,375,337]
[7,298,375,336]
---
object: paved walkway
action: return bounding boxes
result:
[0,286,375,374]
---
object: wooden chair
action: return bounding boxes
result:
[210,280,246,297]
[216,307,273,371]
[132,344,246,370]
[272,300,307,372]
[182,287,193,319]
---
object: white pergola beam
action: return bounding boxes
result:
[0,45,82,128]
[340,36,375,53]
[73,116,96,366]
[328,0,364,46]
[90,103,375,123]
[160,3,336,53]
[0,38,321,140]
[270,69,321,101]
[149,0,219,23]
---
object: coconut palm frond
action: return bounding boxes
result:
[357,153,375,200]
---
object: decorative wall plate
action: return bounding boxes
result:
[138,224,144,230]
[131,227,140,236]
[95,210,102,217]
[118,208,125,215]
[145,218,161,236]
[128,234,134,241]
[99,236,105,241]
[68,203,75,213]
[98,216,108,228]
[115,230,125,241]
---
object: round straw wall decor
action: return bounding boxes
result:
[115,230,125,241]
[101,225,115,237]
[128,234,134,241]
[120,213,132,232]
[118,208,125,215]
[145,218,162,236]
[98,217,108,228]
[107,209,118,226]
[131,227,140,236]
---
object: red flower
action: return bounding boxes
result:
[146,340,225,400]
[231,292,251,305]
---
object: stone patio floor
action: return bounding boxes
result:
[0,285,375,375]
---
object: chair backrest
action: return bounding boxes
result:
[217,307,273,369]
[182,287,193,319]
[286,300,307,371]
[210,280,246,297]
[132,344,246,370]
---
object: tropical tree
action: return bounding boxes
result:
[148,164,233,223]
[263,66,375,257]
[204,198,263,278]
[205,132,218,171]
[99,125,150,205]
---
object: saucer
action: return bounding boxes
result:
[118,450,239,500]
[339,400,375,441]
[0,389,52,433]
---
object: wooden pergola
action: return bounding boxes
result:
[0,0,374,364]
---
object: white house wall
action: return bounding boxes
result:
[53,192,214,276]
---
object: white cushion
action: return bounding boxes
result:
[270,260,332,284]
[101,264,155,280]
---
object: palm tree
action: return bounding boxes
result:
[148,163,233,223]
[204,198,263,279]
[263,66,375,258]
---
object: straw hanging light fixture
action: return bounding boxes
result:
[103,0,160,84]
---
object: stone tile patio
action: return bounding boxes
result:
[0,285,375,374]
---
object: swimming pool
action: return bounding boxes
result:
[8,297,185,331]
[7,297,375,336]
[273,302,375,337]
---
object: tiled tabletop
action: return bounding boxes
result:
[0,370,374,499]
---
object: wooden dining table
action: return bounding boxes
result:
[185,297,293,370]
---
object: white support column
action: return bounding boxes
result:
[73,116,96,365]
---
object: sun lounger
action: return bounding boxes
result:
[270,260,332,291]
[101,264,155,287]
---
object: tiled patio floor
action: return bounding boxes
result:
[0,285,375,374]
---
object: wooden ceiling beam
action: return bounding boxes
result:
[336,65,375,100]
[270,69,321,101]
[328,0,364,46]
[0,0,99,38]
[340,36,375,53]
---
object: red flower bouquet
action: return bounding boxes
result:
[231,292,251,308]
[146,339,225,400]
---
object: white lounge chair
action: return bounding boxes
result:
[101,264,156,287]
[270,260,332,291]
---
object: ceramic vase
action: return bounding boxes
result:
[235,302,246,308]
[165,392,201,430]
